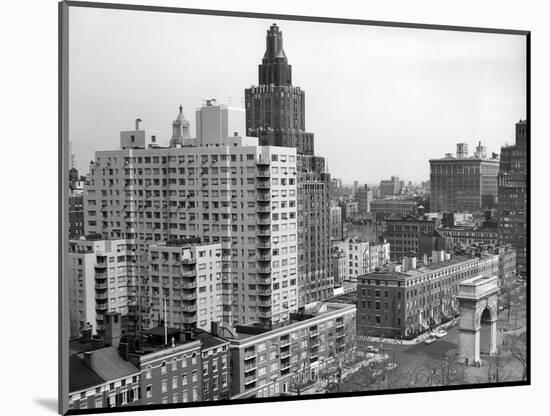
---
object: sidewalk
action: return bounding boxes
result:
[358,319,458,346]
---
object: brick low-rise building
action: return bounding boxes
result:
[357,251,499,338]
[214,301,356,399]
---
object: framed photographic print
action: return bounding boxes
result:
[59,1,529,414]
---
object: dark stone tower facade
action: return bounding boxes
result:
[498,120,528,276]
[246,24,333,306]
[245,24,314,156]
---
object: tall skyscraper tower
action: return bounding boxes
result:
[245,24,333,305]
[245,24,314,155]
[498,120,528,276]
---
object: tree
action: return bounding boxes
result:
[502,333,527,381]
[500,281,519,322]
[486,349,511,383]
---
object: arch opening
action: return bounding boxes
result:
[479,307,495,355]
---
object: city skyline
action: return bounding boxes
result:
[69,8,526,183]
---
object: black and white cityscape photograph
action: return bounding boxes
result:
[61,2,529,413]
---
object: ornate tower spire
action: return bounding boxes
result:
[169,104,190,147]
[258,23,292,86]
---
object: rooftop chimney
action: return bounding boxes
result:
[104,312,122,349]
[83,351,94,370]
[135,118,142,130]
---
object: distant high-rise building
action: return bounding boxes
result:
[353,181,359,196]
[498,120,528,276]
[330,203,343,240]
[355,184,372,214]
[379,176,400,198]
[430,142,499,213]
[245,24,333,305]
[333,238,390,282]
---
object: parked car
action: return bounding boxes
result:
[366,346,380,354]
[434,331,447,338]
[372,369,383,377]
[385,363,398,371]
[424,337,436,345]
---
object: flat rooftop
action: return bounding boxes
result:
[233,302,355,341]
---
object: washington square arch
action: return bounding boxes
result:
[457,275,499,365]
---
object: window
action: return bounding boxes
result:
[146,385,152,398]
[172,376,178,389]
[191,353,198,365]
[161,361,167,374]
[161,379,167,393]
[172,358,177,371]
[182,391,189,402]
[145,366,152,379]
[182,373,188,385]
[192,370,198,382]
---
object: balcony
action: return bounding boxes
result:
[256,206,270,213]
[336,320,345,328]
[336,332,345,339]
[181,281,197,289]
[257,310,272,318]
[95,263,107,269]
[256,181,270,189]
[257,218,271,225]
[244,374,257,385]
[258,289,271,296]
[280,350,291,359]
[257,254,271,262]
[309,330,318,337]
[257,229,271,237]
[258,242,271,249]
[180,292,197,301]
[181,304,197,312]
[181,270,197,278]
[244,350,256,360]
[181,316,197,324]
[280,338,291,348]
[182,258,196,265]
[258,299,272,307]
[244,362,257,372]
[95,303,108,311]
[257,169,270,178]
[95,283,108,290]
[256,195,270,202]
[257,267,271,274]
[95,293,108,300]
[95,272,108,279]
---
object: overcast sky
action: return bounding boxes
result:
[68,7,526,183]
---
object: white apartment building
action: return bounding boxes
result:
[69,237,133,337]
[148,239,222,331]
[84,101,299,331]
[333,238,390,282]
